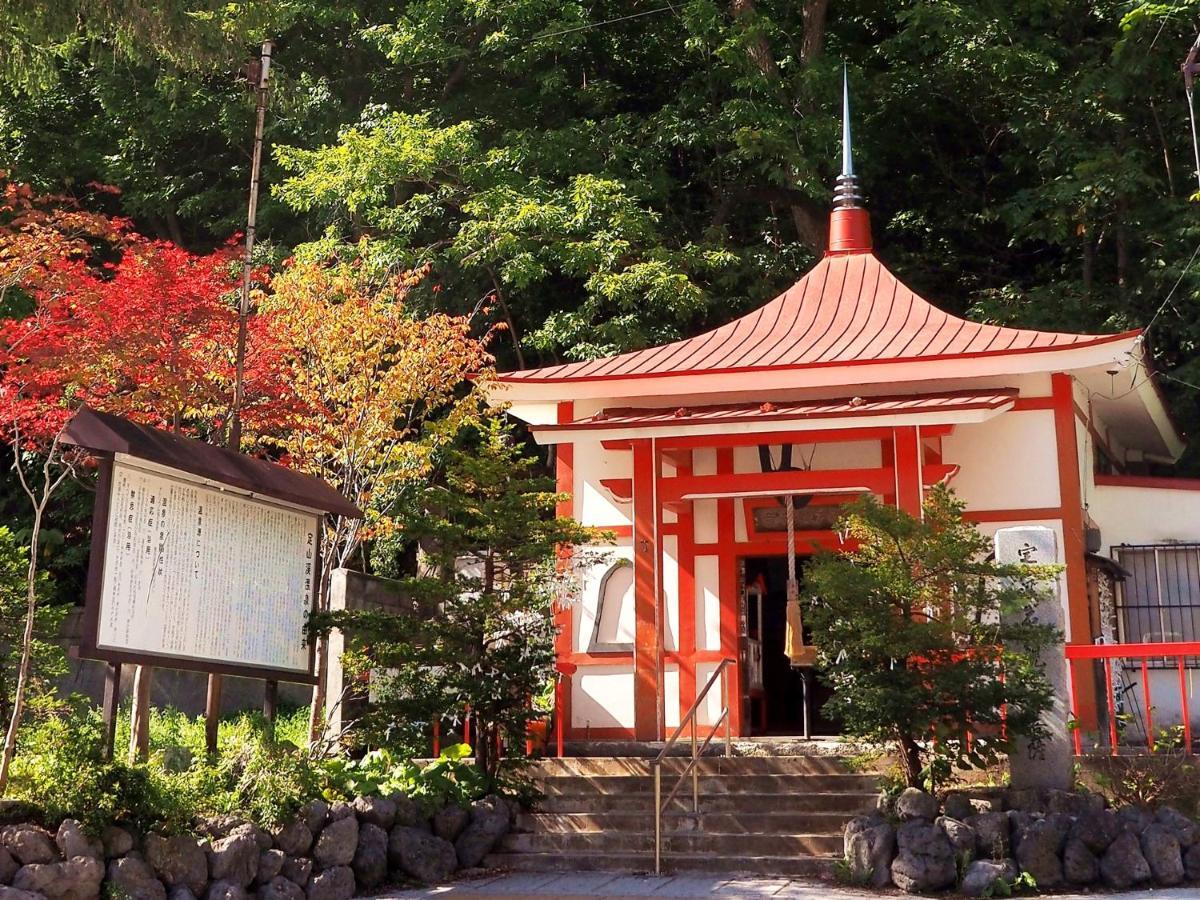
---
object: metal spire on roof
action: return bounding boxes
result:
[833,64,864,210]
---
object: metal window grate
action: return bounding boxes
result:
[1115,544,1200,668]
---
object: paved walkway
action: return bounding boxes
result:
[375,871,1200,898]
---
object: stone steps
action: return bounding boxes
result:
[496,755,879,877]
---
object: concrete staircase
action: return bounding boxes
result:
[487,755,881,877]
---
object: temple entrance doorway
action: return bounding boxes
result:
[742,555,841,737]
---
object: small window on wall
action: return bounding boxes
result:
[589,560,635,652]
[1115,545,1200,664]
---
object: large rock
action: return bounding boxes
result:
[0,847,17,884]
[388,826,457,884]
[1116,805,1155,835]
[325,803,355,823]
[934,816,974,859]
[965,812,1010,860]
[311,816,357,868]
[1100,830,1152,889]
[454,796,510,869]
[280,856,310,886]
[1006,788,1044,813]
[1069,808,1121,854]
[167,888,197,900]
[1140,822,1184,885]
[202,882,247,900]
[1184,841,1200,881]
[145,834,208,896]
[256,876,304,900]
[304,866,354,900]
[270,821,312,858]
[1156,806,1200,847]
[432,806,470,843]
[102,826,135,859]
[1062,837,1099,884]
[351,823,387,890]
[1046,789,1104,818]
[1015,817,1065,888]
[12,855,103,900]
[1,827,57,866]
[389,795,421,829]
[55,822,101,862]
[960,859,1018,898]
[894,788,938,822]
[300,802,327,836]
[106,856,167,900]
[0,886,46,900]
[844,821,895,888]
[352,796,396,831]
[889,820,956,893]
[255,849,284,886]
[208,832,258,887]
[842,815,883,856]
[941,793,972,821]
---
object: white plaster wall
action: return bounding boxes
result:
[693,499,718,544]
[694,660,723,727]
[731,440,881,474]
[942,411,1061,511]
[695,555,722,651]
[663,535,679,652]
[573,666,634,729]
[575,439,632,528]
[665,666,680,729]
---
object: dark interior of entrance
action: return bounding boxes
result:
[744,556,840,736]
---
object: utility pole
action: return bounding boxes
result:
[207,39,274,756]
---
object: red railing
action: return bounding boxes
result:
[1065,642,1199,756]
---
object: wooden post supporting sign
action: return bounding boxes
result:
[128,665,153,763]
[101,662,121,762]
[205,674,222,755]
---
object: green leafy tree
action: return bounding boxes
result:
[311,414,600,775]
[803,485,1060,789]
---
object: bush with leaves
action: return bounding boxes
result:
[0,525,65,723]
[804,485,1061,789]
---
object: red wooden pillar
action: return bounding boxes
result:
[632,439,660,740]
[716,448,744,736]
[553,401,574,747]
[893,426,923,516]
[676,453,697,721]
[1052,373,1099,729]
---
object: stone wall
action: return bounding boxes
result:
[845,786,1200,896]
[0,791,513,899]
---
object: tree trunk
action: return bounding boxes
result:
[0,500,44,792]
[800,0,829,67]
[897,731,924,789]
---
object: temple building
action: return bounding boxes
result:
[491,81,1200,747]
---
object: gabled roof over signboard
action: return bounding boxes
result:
[62,406,361,518]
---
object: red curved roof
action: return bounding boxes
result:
[501,252,1139,384]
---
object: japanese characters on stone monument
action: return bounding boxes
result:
[995,525,1072,791]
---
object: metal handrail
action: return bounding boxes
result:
[651,657,734,874]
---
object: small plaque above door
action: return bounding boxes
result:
[751,502,843,533]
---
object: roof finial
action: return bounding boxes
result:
[833,63,864,210]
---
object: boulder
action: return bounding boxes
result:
[255,849,284,886]
[842,815,884,857]
[1185,841,1200,881]
[1015,817,1065,888]
[208,832,258,887]
[965,811,1010,860]
[934,816,975,859]
[325,803,355,823]
[388,826,457,884]
[55,822,101,862]
[351,796,396,831]
[351,823,387,890]
[1062,837,1099,885]
[304,866,354,900]
[255,876,304,900]
[1116,805,1155,835]
[0,847,17,884]
[202,882,247,900]
[1100,830,1152,889]
[968,796,1003,814]
[1156,806,1200,847]
[300,802,327,836]
[889,820,956,893]
[269,822,311,858]
[12,855,103,900]
[280,856,310,886]
[960,859,1018,898]
[1046,789,1103,818]
[167,887,197,900]
[145,834,208,896]
[0,886,46,900]
[1140,822,1184,885]
[1069,808,1121,854]
[229,825,270,853]
[894,788,938,822]
[102,826,136,859]
[311,816,357,868]
[941,793,972,821]
[431,806,470,843]
[1006,788,1044,813]
[390,795,421,829]
[844,821,895,888]
[454,796,510,869]
[106,856,167,900]
[1,827,57,865]
[1006,811,1035,854]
